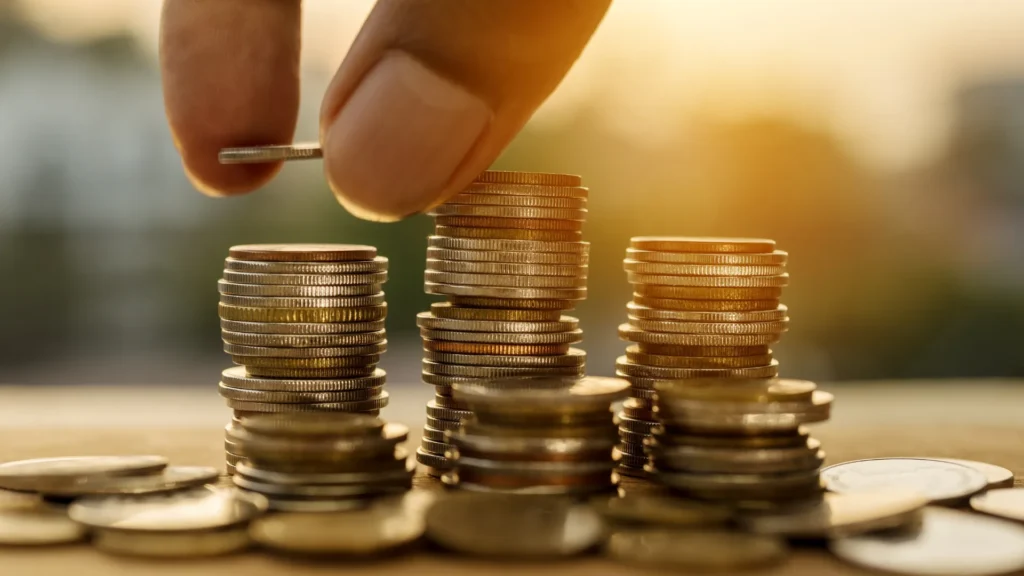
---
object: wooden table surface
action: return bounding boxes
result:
[1,379,1022,576]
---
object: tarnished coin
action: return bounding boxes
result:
[624,261,785,277]
[448,296,578,310]
[69,485,267,530]
[219,143,322,164]
[0,456,168,491]
[222,366,385,392]
[619,324,778,346]
[28,466,219,498]
[971,488,1024,522]
[220,319,385,335]
[416,312,578,333]
[423,348,586,367]
[436,225,581,242]
[822,458,988,504]
[428,235,589,254]
[222,271,386,287]
[420,328,582,345]
[429,302,563,322]
[741,490,927,538]
[221,330,386,348]
[228,244,376,262]
[91,527,251,557]
[224,257,387,274]
[220,293,385,308]
[225,394,389,413]
[426,282,586,301]
[422,340,571,356]
[831,507,1024,576]
[217,280,381,297]
[627,248,787,265]
[472,171,583,187]
[426,258,585,277]
[232,355,381,369]
[238,412,384,437]
[634,285,783,300]
[224,342,386,358]
[439,193,587,208]
[630,236,775,254]
[434,215,584,231]
[591,494,731,527]
[425,493,602,557]
[218,303,387,323]
[0,506,87,545]
[430,204,586,220]
[607,529,787,571]
[250,500,424,555]
[219,384,383,404]
[423,361,583,379]
[936,459,1014,489]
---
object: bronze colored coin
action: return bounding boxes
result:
[635,285,783,300]
[425,271,586,289]
[416,312,578,333]
[473,171,583,188]
[450,432,614,461]
[0,456,168,491]
[423,361,584,379]
[428,235,589,254]
[619,324,779,346]
[441,193,587,208]
[222,270,387,287]
[220,319,385,335]
[224,256,387,274]
[616,358,780,380]
[650,440,823,475]
[424,348,586,367]
[654,378,816,403]
[219,304,387,323]
[218,384,384,403]
[657,469,822,498]
[426,416,462,432]
[615,414,659,434]
[221,330,386,348]
[432,204,586,220]
[233,355,381,369]
[657,390,831,417]
[626,248,788,265]
[628,318,789,335]
[228,422,407,458]
[416,449,455,473]
[436,225,581,242]
[626,348,773,369]
[222,366,385,392]
[434,394,471,410]
[655,428,811,449]
[420,328,582,345]
[91,527,251,557]
[244,365,378,379]
[216,281,381,298]
[422,426,449,443]
[634,343,770,357]
[424,401,473,422]
[421,438,455,456]
[423,340,571,355]
[633,296,781,311]
[430,302,562,322]
[426,258,585,277]
[627,273,789,288]
[427,247,588,266]
[223,341,386,358]
[229,244,377,262]
[0,505,87,545]
[425,282,586,301]
[630,237,775,254]
[225,393,389,413]
[741,490,927,538]
[607,529,788,571]
[421,373,489,387]
[219,294,385,309]
[627,302,788,323]
[447,296,577,310]
[238,412,384,437]
[621,399,655,420]
[435,215,584,231]
[453,376,629,412]
[624,261,785,277]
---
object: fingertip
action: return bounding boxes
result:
[180,146,283,197]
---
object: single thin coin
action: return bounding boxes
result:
[435,225,581,242]
[634,285,783,300]
[435,215,584,231]
[431,204,586,220]
[628,317,789,335]
[416,312,578,333]
[630,237,775,254]
[220,294,385,309]
[633,295,781,311]
[423,340,571,355]
[224,257,387,274]
[69,486,267,531]
[425,282,586,301]
[626,349,773,369]
[218,384,383,404]
[219,143,322,164]
[427,247,588,266]
[416,449,454,472]
[656,390,831,416]
[624,261,785,277]
[619,324,778,346]
[232,476,408,499]
[607,528,787,571]
[0,456,168,491]
[654,378,816,403]
[626,248,788,265]
[238,412,384,437]
[822,458,988,504]
[615,414,659,434]
[447,296,577,310]
[440,193,587,208]
[635,343,771,357]
[425,270,586,289]
[423,361,583,379]
[93,527,250,557]
[428,235,589,254]
[218,303,387,323]
[222,270,386,287]
[423,348,586,367]
[243,365,379,379]
[741,490,927,538]
[234,459,410,485]
[936,459,1014,489]
[459,181,587,198]
[628,273,789,288]
[971,488,1024,522]
[433,394,471,410]
[473,171,583,187]
[621,398,655,419]
[232,355,382,369]
[221,330,385,348]
[617,358,779,379]
[223,342,386,358]
[426,259,585,277]
[450,432,614,459]
[627,302,788,323]
[225,394,389,413]
[651,441,823,475]
[222,366,385,392]
[430,302,562,322]
[831,507,1024,576]
[220,319,384,335]
[422,426,449,443]
[420,328,581,345]
[424,401,473,422]
[228,244,375,262]
[250,505,424,555]
[0,506,87,545]
[30,466,219,498]
[657,469,823,500]
[426,493,602,557]
[217,281,381,298]
[453,376,629,411]
[591,494,731,527]
[421,438,454,456]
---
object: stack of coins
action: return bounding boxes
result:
[216,244,390,472]
[414,172,591,476]
[443,376,629,495]
[613,237,790,477]
[227,413,413,512]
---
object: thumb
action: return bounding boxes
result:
[319,0,610,222]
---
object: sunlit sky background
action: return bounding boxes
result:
[15,0,1024,170]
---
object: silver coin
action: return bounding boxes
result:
[591,494,732,527]
[607,528,788,571]
[69,486,268,531]
[221,366,385,392]
[220,319,385,335]
[831,507,1024,575]
[822,458,988,504]
[224,256,387,274]
[217,279,381,297]
[30,466,219,498]
[934,458,1014,489]
[250,502,424,555]
[740,490,927,538]
[221,329,386,348]
[0,456,168,491]
[232,475,408,498]
[91,526,251,557]
[0,505,87,545]
[236,412,384,437]
[971,488,1024,522]
[234,460,410,486]
[219,143,322,164]
[650,440,823,475]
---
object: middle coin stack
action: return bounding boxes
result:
[415,171,592,477]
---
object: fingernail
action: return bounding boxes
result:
[323,52,492,222]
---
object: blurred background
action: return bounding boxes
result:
[2,0,1023,388]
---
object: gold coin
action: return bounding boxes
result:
[426,283,586,301]
[217,280,381,298]
[436,226,581,242]
[220,319,385,335]
[224,257,388,274]
[426,416,462,432]
[622,398,655,418]
[425,271,587,289]
[630,237,775,254]
[440,193,587,208]
[0,506,87,545]
[606,529,788,571]
[222,366,385,392]
[249,503,426,555]
[741,490,926,538]
[425,401,474,422]
[229,244,377,262]
[430,302,562,322]
[626,249,788,265]
[634,343,770,356]
[420,328,582,345]
[625,347,773,368]
[473,171,583,187]
[221,330,385,348]
[634,285,783,300]
[433,395,471,410]
[428,236,589,254]
[427,247,588,266]
[423,348,587,367]
[448,296,577,310]
[423,340,571,356]
[627,273,789,288]
[220,294,385,309]
[218,384,383,403]
[423,361,584,379]
[632,296,781,311]
[619,325,779,346]
[426,259,585,277]
[457,182,587,199]
[218,303,387,323]
[416,312,578,333]
[233,355,381,369]
[223,342,387,358]
[431,204,587,220]
[623,261,785,277]
[435,215,584,232]
[627,318,789,335]
[221,271,387,287]
[627,302,788,323]
[616,358,780,380]
[244,366,378,379]
[225,393,389,413]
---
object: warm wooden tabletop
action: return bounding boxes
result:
[1,379,1022,576]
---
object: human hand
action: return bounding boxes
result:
[160,0,610,222]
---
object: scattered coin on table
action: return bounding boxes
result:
[739,490,928,538]
[821,458,989,504]
[0,456,168,491]
[0,506,87,545]
[971,488,1024,522]
[606,528,789,571]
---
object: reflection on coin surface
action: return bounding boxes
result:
[92,527,251,557]
[0,506,87,545]
[425,493,603,557]
[591,494,732,527]
[971,488,1024,522]
[935,459,1014,489]
[831,507,1024,575]
[69,486,267,531]
[238,412,385,437]
[250,501,424,554]
[33,466,219,497]
[0,456,167,490]
[740,490,927,537]
[607,528,787,571]
[0,489,42,510]
[821,458,988,504]
[218,143,321,164]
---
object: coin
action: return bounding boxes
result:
[232,355,381,369]
[627,273,789,288]
[0,506,87,545]
[935,459,1014,489]
[450,432,615,460]
[425,417,462,432]
[439,193,587,208]
[435,225,581,242]
[250,504,423,555]
[92,527,251,557]
[426,259,585,277]
[629,317,788,335]
[217,281,381,297]
[224,342,386,358]
[69,485,267,530]
[423,340,571,356]
[423,361,583,379]
[831,507,1024,576]
[626,248,788,265]
[0,489,41,510]
[822,458,988,504]
[234,460,409,485]
[427,247,588,266]
[424,401,473,422]
[431,204,587,220]
[651,441,823,475]
[656,429,811,449]
[591,494,731,527]
[453,376,629,412]
[430,302,563,322]
[635,285,783,300]
[420,328,581,345]
[635,343,771,356]
[630,237,775,254]
[219,384,383,404]
[243,366,379,378]
[433,394,471,410]
[606,528,787,571]
[423,348,586,367]
[218,303,388,323]
[619,324,778,346]
[615,414,659,435]
[220,319,385,335]
[626,349,774,369]
[222,367,385,392]
[425,270,587,289]
[426,282,586,301]
[0,456,168,491]
[221,330,386,348]
[656,378,817,403]
[220,294,385,309]
[657,469,823,501]
[970,488,1024,523]
[624,261,785,277]
[741,490,927,538]
[617,358,780,379]
[228,244,376,262]
[225,394,389,413]
[224,257,388,274]
[627,302,788,323]
[238,412,384,437]
[425,493,602,557]
[448,296,577,310]
[428,236,590,254]
[232,476,408,499]
[633,295,781,311]
[435,215,584,231]
[473,171,583,187]
[416,312,578,333]
[416,449,454,474]
[222,270,386,287]
[28,466,219,498]
[219,143,322,164]
[264,497,370,513]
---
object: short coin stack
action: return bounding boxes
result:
[443,377,629,495]
[613,237,790,477]
[227,413,413,512]
[216,244,391,472]
[415,172,591,476]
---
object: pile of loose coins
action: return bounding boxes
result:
[442,376,628,495]
[415,171,591,476]
[216,244,391,471]
[227,413,413,512]
[613,237,790,477]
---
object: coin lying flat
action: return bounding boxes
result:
[30,466,219,498]
[224,256,388,274]
[219,303,388,323]
[453,376,629,412]
[219,143,322,164]
[591,494,732,527]
[238,412,384,437]
[741,490,927,538]
[626,248,787,265]
[217,280,381,297]
[0,506,87,545]
[429,302,564,322]
[69,486,268,531]
[935,458,1014,489]
[425,493,603,557]
[436,225,581,242]
[92,527,251,557]
[0,489,41,510]
[228,243,375,262]
[606,528,788,571]
[971,488,1024,522]
[250,501,424,555]
[220,319,385,335]
[630,236,776,254]
[821,458,988,504]
[0,455,168,491]
[423,348,586,367]
[831,507,1024,576]
[416,312,578,333]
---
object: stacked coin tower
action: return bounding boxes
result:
[216,244,391,472]
[612,237,790,476]
[443,376,629,495]
[227,413,413,512]
[414,171,591,476]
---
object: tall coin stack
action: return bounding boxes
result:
[415,171,591,477]
[612,237,789,477]
[216,244,391,472]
